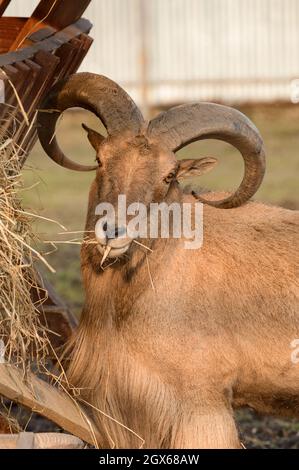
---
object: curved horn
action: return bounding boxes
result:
[148,103,265,208]
[37,73,145,171]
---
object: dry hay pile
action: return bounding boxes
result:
[0,114,99,443]
[0,133,50,368]
[0,121,56,431]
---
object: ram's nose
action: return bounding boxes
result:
[106,224,127,240]
[95,218,127,245]
[95,218,132,262]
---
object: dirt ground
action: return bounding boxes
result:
[237,409,299,449]
[3,406,298,448]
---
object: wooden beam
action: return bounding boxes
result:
[0,18,27,53]
[0,18,92,66]
[31,0,92,30]
[0,364,100,447]
[9,0,92,51]
[0,432,84,449]
[0,0,11,18]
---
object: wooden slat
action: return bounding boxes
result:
[4,61,32,137]
[14,61,31,108]
[0,65,21,137]
[0,18,92,66]
[0,432,84,449]
[0,17,27,53]
[22,36,92,157]
[0,72,12,126]
[11,59,42,145]
[0,57,40,137]
[0,364,99,446]
[22,31,93,156]
[31,0,92,29]
[0,0,11,18]
[28,26,56,43]
[18,49,60,163]
[68,33,93,76]
[53,41,79,82]
[9,0,92,51]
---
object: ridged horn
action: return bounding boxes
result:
[37,73,145,171]
[148,103,265,208]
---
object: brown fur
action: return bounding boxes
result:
[65,132,299,449]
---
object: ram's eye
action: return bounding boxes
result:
[164,172,175,184]
[95,155,102,166]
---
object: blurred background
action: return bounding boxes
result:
[4,0,299,447]
[6,0,299,108]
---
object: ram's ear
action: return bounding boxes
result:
[82,123,105,151]
[177,157,218,180]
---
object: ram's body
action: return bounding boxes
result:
[65,190,299,448]
[38,73,299,448]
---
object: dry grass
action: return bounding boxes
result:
[0,112,73,436]
[0,118,137,443]
[0,132,51,370]
[0,121,101,445]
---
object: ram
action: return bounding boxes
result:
[38,73,299,449]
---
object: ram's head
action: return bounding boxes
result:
[38,73,265,260]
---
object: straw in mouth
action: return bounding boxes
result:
[100,246,112,266]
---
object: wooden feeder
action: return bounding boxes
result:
[0,0,93,338]
[0,0,100,448]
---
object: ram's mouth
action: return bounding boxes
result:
[97,242,131,263]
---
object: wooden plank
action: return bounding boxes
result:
[0,65,21,137]
[0,0,11,18]
[24,33,92,154]
[68,33,93,76]
[8,61,31,130]
[0,432,84,449]
[52,41,79,82]
[0,60,36,141]
[31,0,91,29]
[0,18,92,66]
[9,0,92,51]
[31,0,92,29]
[0,17,27,53]
[0,364,99,446]
[21,32,93,156]
[0,20,93,161]
[0,72,12,128]
[28,26,56,43]
[14,61,31,106]
[18,49,60,163]
[11,59,42,145]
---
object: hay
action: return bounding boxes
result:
[0,128,50,370]
[0,112,131,445]
[0,119,102,445]
[0,114,66,434]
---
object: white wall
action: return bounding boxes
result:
[4,0,299,106]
